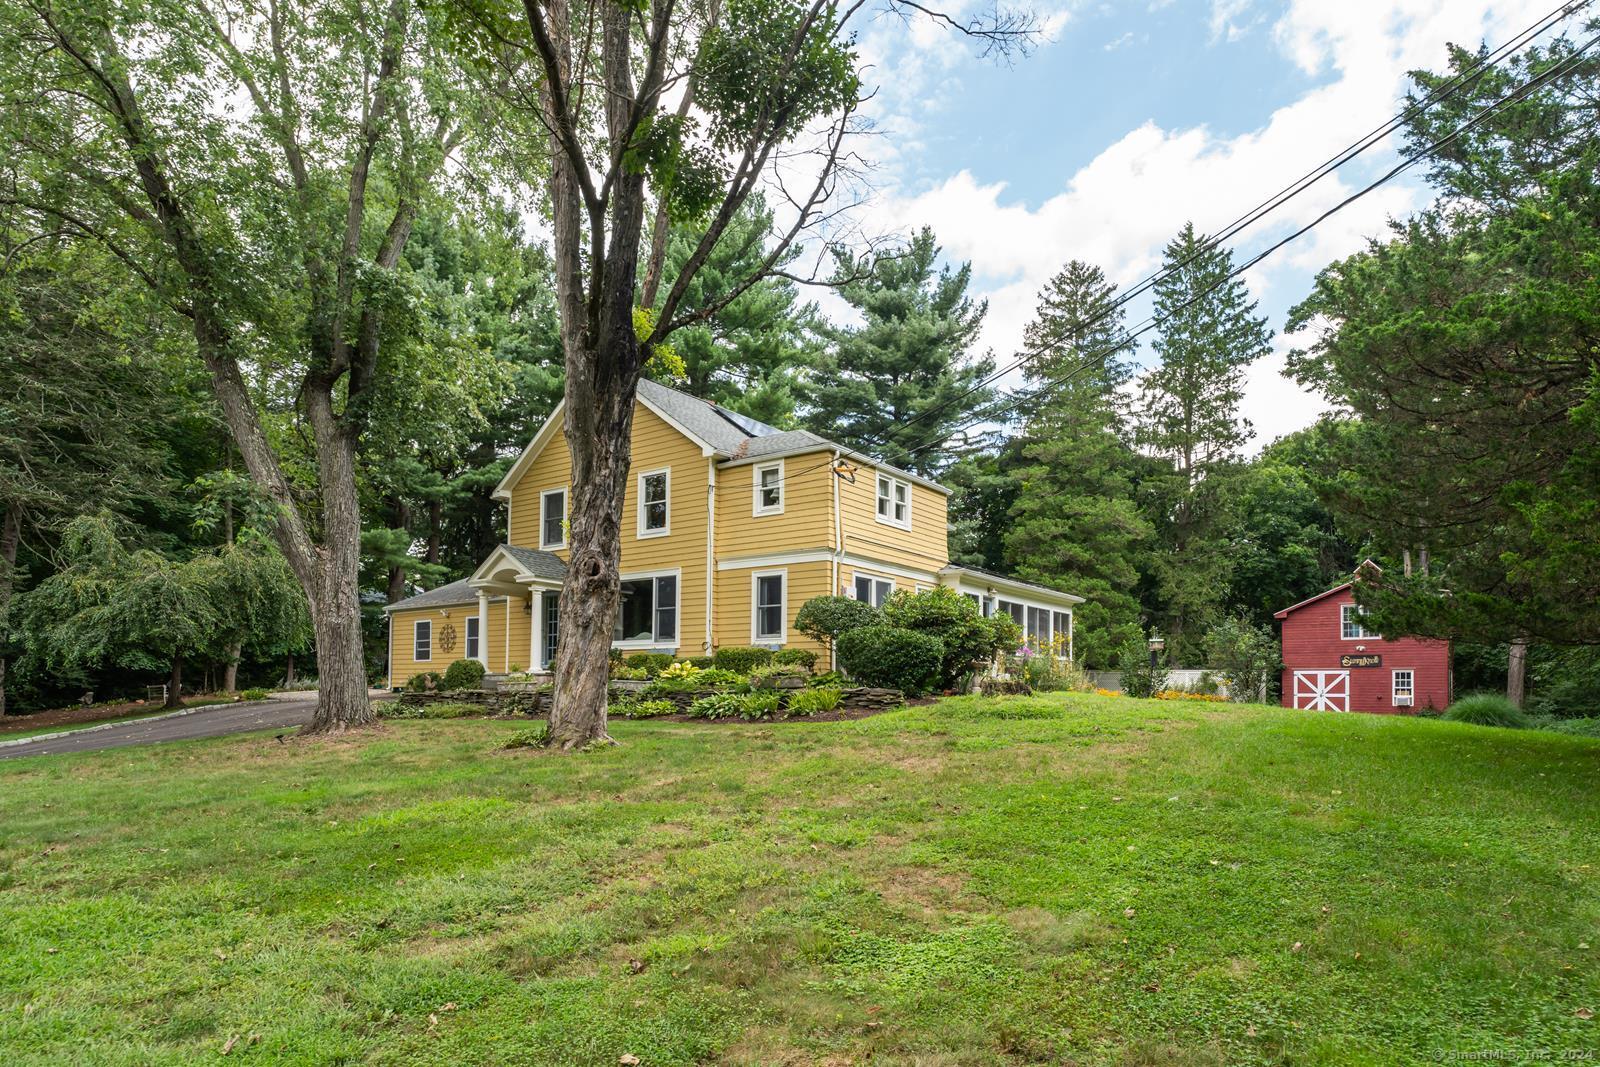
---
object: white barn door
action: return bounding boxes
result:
[1292,670,1349,712]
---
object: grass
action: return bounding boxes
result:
[0,692,1596,1065]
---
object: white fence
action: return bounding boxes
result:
[1087,669,1232,698]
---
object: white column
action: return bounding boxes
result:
[530,593,540,672]
[476,593,490,669]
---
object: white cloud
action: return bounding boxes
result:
[841,0,1554,443]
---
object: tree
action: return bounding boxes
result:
[1202,616,1280,704]
[453,0,1036,748]
[1287,31,1600,699]
[1,0,475,731]
[802,228,996,477]
[1135,223,1272,659]
[1003,260,1150,667]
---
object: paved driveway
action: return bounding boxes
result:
[0,692,387,760]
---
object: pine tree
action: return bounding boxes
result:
[1135,223,1272,660]
[1003,261,1151,667]
[802,229,995,476]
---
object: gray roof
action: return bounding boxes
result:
[939,565,1085,604]
[501,544,567,580]
[383,578,477,612]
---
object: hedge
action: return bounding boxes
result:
[836,626,943,696]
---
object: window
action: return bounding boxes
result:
[613,574,678,644]
[753,571,786,642]
[1052,611,1072,657]
[638,469,670,536]
[1392,669,1414,702]
[875,473,910,529]
[413,619,432,661]
[754,461,784,515]
[998,599,1024,626]
[963,592,982,612]
[1340,603,1371,639]
[540,489,566,549]
[854,574,893,607]
[1026,606,1051,646]
[464,616,480,661]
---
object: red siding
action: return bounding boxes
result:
[1277,587,1450,715]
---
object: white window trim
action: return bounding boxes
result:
[1392,669,1415,701]
[874,472,912,531]
[753,460,785,516]
[464,616,480,661]
[413,619,432,662]
[612,568,682,649]
[853,573,894,607]
[637,467,672,539]
[751,568,788,644]
[1340,603,1371,640]
[539,488,567,550]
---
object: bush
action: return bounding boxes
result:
[879,587,1002,691]
[405,671,443,693]
[500,723,550,749]
[795,596,882,651]
[687,693,746,719]
[1444,693,1530,729]
[239,688,271,702]
[1119,653,1168,700]
[612,697,677,719]
[712,646,774,673]
[836,626,943,696]
[441,658,487,691]
[1203,617,1280,703]
[785,686,842,715]
[609,664,649,680]
[740,690,783,719]
[687,656,715,670]
[773,648,817,670]
[386,700,481,720]
[1542,716,1600,738]
[625,652,677,677]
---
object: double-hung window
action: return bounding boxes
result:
[540,489,566,549]
[464,616,480,661]
[1340,603,1371,639]
[875,473,910,529]
[753,571,786,642]
[414,620,432,661]
[1392,669,1414,703]
[1052,611,1072,657]
[854,575,894,607]
[613,574,678,644]
[638,469,670,537]
[998,599,1025,626]
[754,461,784,515]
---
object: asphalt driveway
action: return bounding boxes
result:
[0,692,387,760]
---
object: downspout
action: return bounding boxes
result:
[705,456,716,654]
[830,449,843,671]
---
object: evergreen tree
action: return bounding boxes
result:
[1135,223,1272,660]
[802,229,995,476]
[1003,261,1151,667]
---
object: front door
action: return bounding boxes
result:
[1292,670,1349,712]
[542,591,559,670]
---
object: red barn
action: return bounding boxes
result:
[1273,573,1451,715]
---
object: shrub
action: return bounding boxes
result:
[785,686,842,715]
[500,723,550,749]
[1542,716,1600,738]
[239,688,270,702]
[441,658,487,691]
[1119,652,1168,700]
[740,690,783,719]
[748,663,809,687]
[687,693,746,719]
[687,656,715,669]
[625,652,677,677]
[612,697,677,719]
[795,595,882,651]
[878,587,1000,691]
[387,700,481,720]
[1444,693,1530,729]
[405,671,443,693]
[713,646,774,673]
[773,648,818,670]
[836,626,943,696]
[1203,617,1280,703]
[609,664,649,681]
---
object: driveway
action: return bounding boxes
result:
[0,692,388,760]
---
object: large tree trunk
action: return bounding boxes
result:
[1506,636,1529,707]
[0,504,19,717]
[166,656,184,709]
[222,642,242,694]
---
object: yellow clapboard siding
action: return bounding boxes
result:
[713,452,836,559]
[711,560,832,657]
[387,602,478,686]
[838,469,948,572]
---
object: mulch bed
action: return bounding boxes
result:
[0,698,180,734]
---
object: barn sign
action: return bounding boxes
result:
[1340,653,1381,668]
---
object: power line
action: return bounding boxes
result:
[798,0,1591,475]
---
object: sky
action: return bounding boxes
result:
[816,0,1570,451]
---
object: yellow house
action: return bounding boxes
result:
[384,379,1084,687]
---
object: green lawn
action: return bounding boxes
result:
[1,693,1596,1065]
